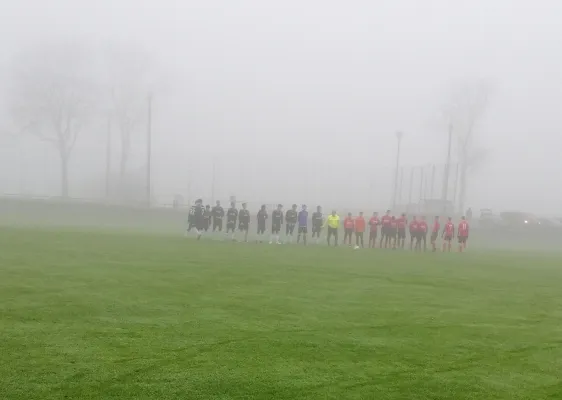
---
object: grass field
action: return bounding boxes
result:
[1,227,562,399]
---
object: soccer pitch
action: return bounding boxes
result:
[1,227,562,399]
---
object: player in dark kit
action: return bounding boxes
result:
[256,205,268,243]
[237,203,250,242]
[297,205,309,245]
[311,206,323,244]
[203,205,212,231]
[187,199,205,240]
[270,204,283,244]
[212,200,225,232]
[285,204,298,243]
[225,202,238,240]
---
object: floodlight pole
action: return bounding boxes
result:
[146,93,152,208]
[105,114,111,199]
[392,131,403,209]
[441,123,453,213]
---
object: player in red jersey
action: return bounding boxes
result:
[408,216,419,250]
[457,216,470,252]
[368,212,380,248]
[389,216,398,249]
[442,217,455,252]
[430,216,440,252]
[379,210,392,248]
[355,212,366,248]
[417,216,428,251]
[343,212,355,246]
[396,213,407,249]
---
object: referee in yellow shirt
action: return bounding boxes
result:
[324,210,340,246]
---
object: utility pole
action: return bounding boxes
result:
[430,164,436,199]
[441,123,453,212]
[105,114,111,199]
[452,163,460,214]
[397,167,404,207]
[210,159,216,203]
[419,166,424,210]
[407,167,414,212]
[146,93,152,207]
[392,131,403,209]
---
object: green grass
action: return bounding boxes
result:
[1,227,562,399]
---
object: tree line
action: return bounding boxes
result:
[2,41,490,211]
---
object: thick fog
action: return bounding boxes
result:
[0,0,561,214]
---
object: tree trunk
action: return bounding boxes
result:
[119,124,131,200]
[119,149,128,186]
[60,152,69,198]
[458,162,468,216]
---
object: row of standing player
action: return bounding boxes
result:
[187,200,321,244]
[188,200,470,252]
[351,211,470,253]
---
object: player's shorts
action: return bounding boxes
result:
[226,221,236,232]
[312,225,321,235]
[344,228,353,236]
[418,232,427,241]
[327,227,338,238]
[257,223,266,234]
[458,235,468,244]
[272,223,281,234]
[193,218,205,231]
[286,223,296,235]
[381,226,388,236]
[355,231,364,237]
[431,232,438,242]
[213,220,223,231]
[444,234,453,241]
[238,222,249,232]
[388,228,397,238]
[369,230,377,240]
[298,226,307,234]
[397,229,406,239]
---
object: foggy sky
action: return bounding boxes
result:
[1,0,561,213]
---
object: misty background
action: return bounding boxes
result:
[0,0,561,214]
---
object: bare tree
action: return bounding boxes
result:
[443,79,492,214]
[9,43,94,197]
[105,46,152,196]
[111,86,145,187]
